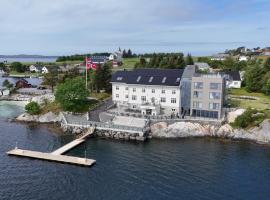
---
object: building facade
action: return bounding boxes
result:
[111,67,225,119]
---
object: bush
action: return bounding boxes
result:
[25,102,41,115]
[233,108,265,128]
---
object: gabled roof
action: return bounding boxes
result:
[226,71,241,81]
[111,68,184,86]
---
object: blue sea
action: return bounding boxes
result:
[0,102,270,200]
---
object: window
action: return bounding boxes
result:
[116,94,119,98]
[116,86,119,90]
[176,78,181,83]
[194,82,203,89]
[149,76,154,83]
[193,91,203,99]
[210,83,221,90]
[152,89,155,93]
[125,95,128,99]
[172,90,176,94]
[234,82,238,85]
[116,77,123,81]
[172,109,176,112]
[193,101,203,109]
[162,89,165,94]
[209,92,221,99]
[171,98,176,104]
[133,88,136,92]
[161,97,166,103]
[162,77,167,83]
[132,95,137,100]
[142,88,145,93]
[209,103,220,110]
[133,105,137,109]
[141,96,146,102]
[125,87,128,90]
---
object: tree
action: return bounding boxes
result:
[55,77,89,112]
[264,57,270,72]
[127,49,132,58]
[10,62,26,73]
[263,79,270,95]
[2,79,13,89]
[245,65,264,92]
[93,63,112,92]
[43,68,59,92]
[25,102,41,115]
[0,62,7,72]
[175,54,186,68]
[185,53,194,65]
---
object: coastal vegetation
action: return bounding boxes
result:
[25,102,41,115]
[55,77,90,112]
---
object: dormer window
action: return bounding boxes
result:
[162,77,167,83]
[149,76,154,83]
[117,77,123,81]
[176,78,180,83]
[136,76,141,82]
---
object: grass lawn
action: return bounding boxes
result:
[9,71,41,76]
[112,57,139,72]
[228,88,270,110]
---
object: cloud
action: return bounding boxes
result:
[0,0,269,55]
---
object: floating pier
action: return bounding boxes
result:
[7,127,96,167]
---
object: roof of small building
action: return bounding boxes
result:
[194,62,210,69]
[226,71,241,81]
[111,68,184,86]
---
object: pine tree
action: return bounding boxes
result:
[127,49,132,58]
[264,57,270,72]
[176,54,186,68]
[186,53,194,65]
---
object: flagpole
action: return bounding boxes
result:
[86,57,88,89]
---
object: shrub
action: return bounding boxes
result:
[25,102,41,115]
[233,108,265,128]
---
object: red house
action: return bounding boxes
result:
[16,79,32,88]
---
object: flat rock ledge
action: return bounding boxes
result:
[150,120,270,144]
[16,112,60,123]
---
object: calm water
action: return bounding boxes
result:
[0,103,270,200]
[0,57,57,63]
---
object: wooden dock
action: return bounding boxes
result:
[7,127,96,167]
[7,149,96,166]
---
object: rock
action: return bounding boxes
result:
[16,113,38,122]
[150,122,168,133]
[227,109,245,123]
[38,112,60,123]
[31,94,55,105]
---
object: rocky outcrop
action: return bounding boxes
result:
[150,120,270,144]
[16,112,60,123]
[31,94,55,105]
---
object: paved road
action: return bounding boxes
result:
[88,99,113,122]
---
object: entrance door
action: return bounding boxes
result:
[146,109,152,115]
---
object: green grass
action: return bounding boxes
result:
[112,58,139,71]
[9,71,41,76]
[229,88,270,110]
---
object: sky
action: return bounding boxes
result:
[0,0,269,56]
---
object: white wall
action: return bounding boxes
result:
[226,81,241,89]
[112,83,180,110]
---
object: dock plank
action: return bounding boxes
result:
[7,149,96,167]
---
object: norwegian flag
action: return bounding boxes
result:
[86,57,92,70]
[91,63,97,70]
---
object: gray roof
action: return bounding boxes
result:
[194,62,210,69]
[111,68,184,86]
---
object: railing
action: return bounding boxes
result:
[61,112,148,134]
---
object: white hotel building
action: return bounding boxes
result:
[111,67,226,119]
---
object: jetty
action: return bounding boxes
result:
[7,127,96,167]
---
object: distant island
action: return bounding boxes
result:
[0,54,58,59]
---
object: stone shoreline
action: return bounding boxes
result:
[15,111,270,144]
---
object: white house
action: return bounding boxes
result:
[239,56,249,61]
[225,71,242,89]
[42,66,49,74]
[29,65,42,73]
[211,53,230,61]
[0,88,10,96]
[111,67,225,119]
